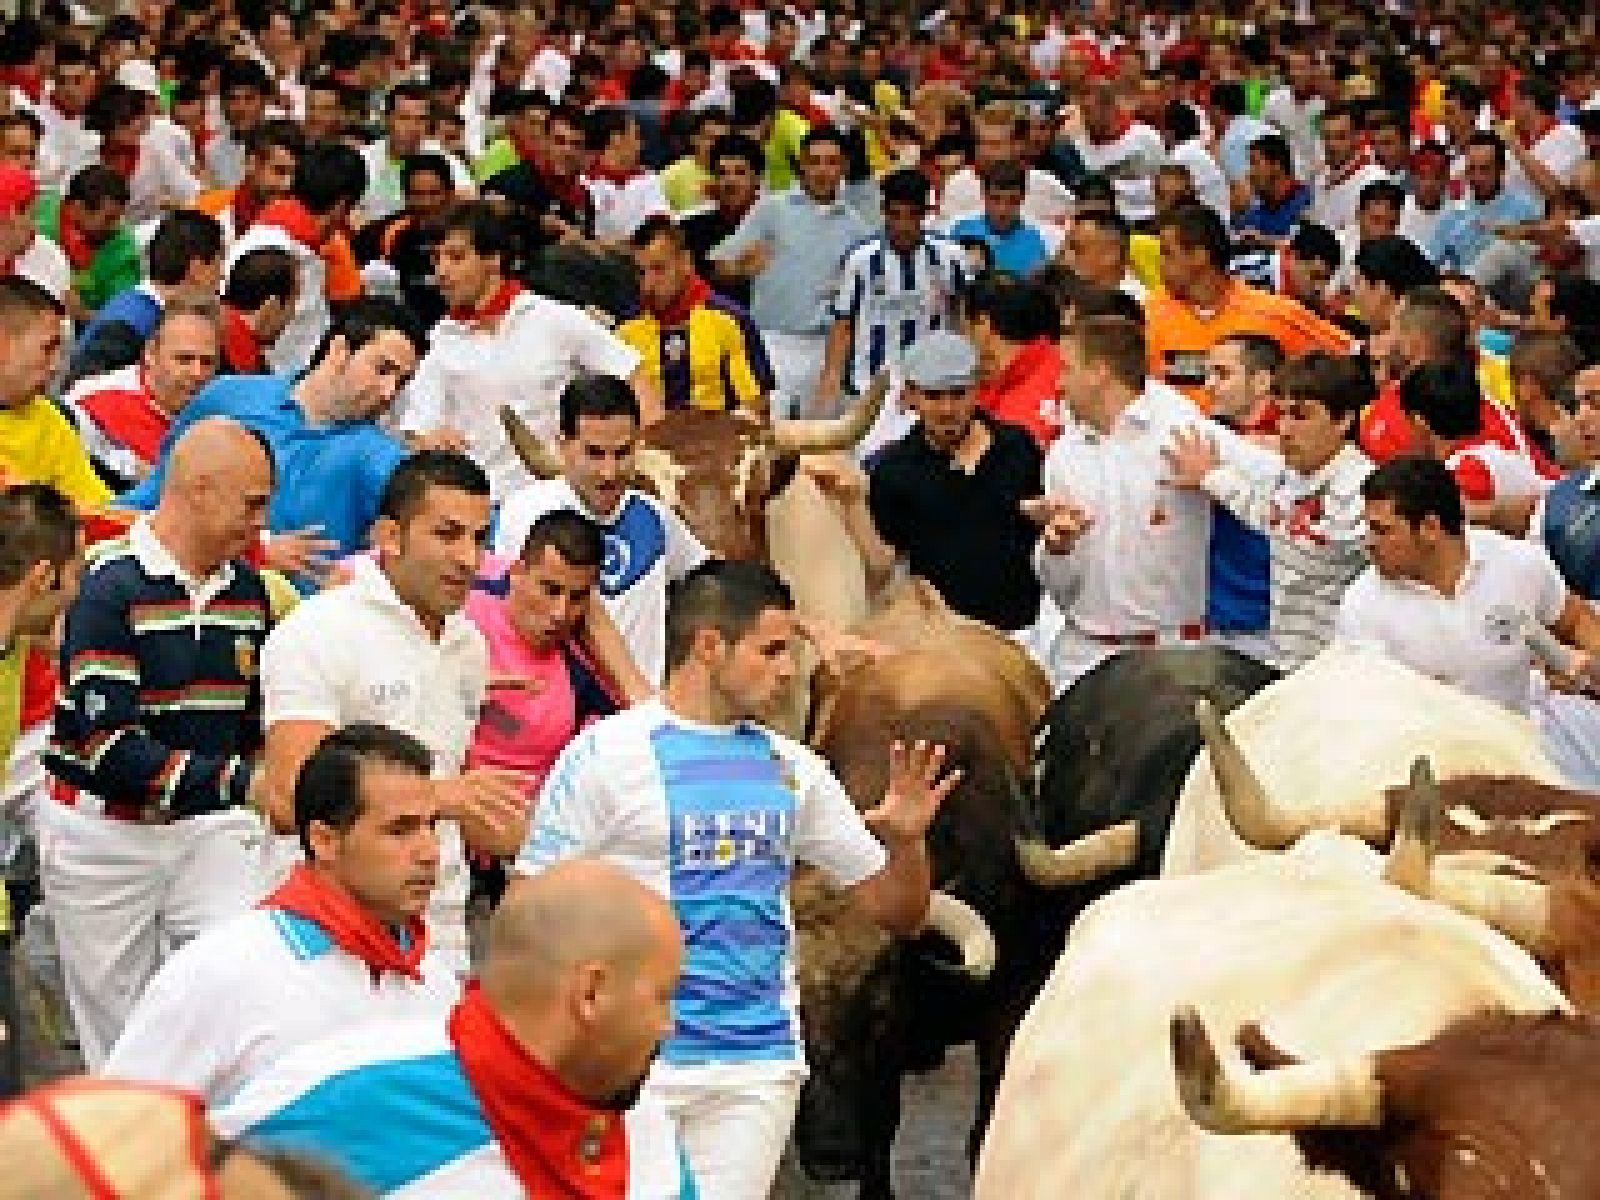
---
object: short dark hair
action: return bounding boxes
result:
[1354,235,1440,296]
[0,483,76,588]
[1289,221,1342,272]
[1394,285,1471,362]
[223,246,297,311]
[800,124,849,157]
[1357,179,1406,214]
[1361,456,1465,536]
[293,141,368,215]
[385,81,431,114]
[146,211,224,286]
[559,373,640,436]
[312,294,426,364]
[980,158,1026,193]
[879,167,930,210]
[1465,130,1507,171]
[1399,360,1483,441]
[378,450,492,525]
[1212,81,1247,117]
[1516,74,1561,117]
[1220,332,1285,377]
[1249,132,1294,175]
[664,559,793,672]
[520,509,605,568]
[708,132,763,175]
[1275,350,1373,426]
[968,275,1060,342]
[1071,285,1145,324]
[1160,204,1231,271]
[220,56,274,96]
[400,152,453,193]
[83,84,145,137]
[1073,315,1147,390]
[65,164,129,210]
[294,723,434,858]
[629,213,686,253]
[439,200,516,275]
[584,105,633,154]
[1074,206,1130,246]
[245,118,306,161]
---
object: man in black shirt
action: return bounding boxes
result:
[481,102,596,272]
[350,153,452,331]
[808,332,1044,631]
[679,132,762,310]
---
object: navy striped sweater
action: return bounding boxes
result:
[45,542,267,819]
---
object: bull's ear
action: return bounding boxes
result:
[1237,1023,1298,1071]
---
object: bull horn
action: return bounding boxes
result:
[500,406,564,479]
[1383,757,1441,893]
[1014,821,1138,887]
[1195,698,1288,850]
[1171,1008,1383,1135]
[771,372,890,455]
[1421,868,1554,955]
[920,890,997,981]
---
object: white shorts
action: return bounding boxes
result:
[647,1071,804,1200]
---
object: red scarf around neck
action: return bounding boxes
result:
[448,983,630,1199]
[261,863,427,982]
[449,277,523,325]
[255,197,323,251]
[652,273,713,327]
[230,184,265,237]
[586,159,643,187]
[57,206,95,270]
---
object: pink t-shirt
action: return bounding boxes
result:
[463,585,582,806]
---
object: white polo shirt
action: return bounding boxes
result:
[1335,526,1567,714]
[396,290,642,499]
[103,905,460,1106]
[260,556,490,974]
[493,479,709,685]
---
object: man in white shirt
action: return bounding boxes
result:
[104,723,461,1106]
[1503,75,1589,211]
[206,59,274,190]
[1162,99,1230,220]
[260,452,531,975]
[516,558,959,1200]
[584,107,670,243]
[1025,315,1213,689]
[1337,455,1600,714]
[397,202,660,499]
[0,164,69,302]
[359,83,473,225]
[497,373,708,686]
[1260,47,1326,181]
[1063,83,1167,224]
[29,45,99,193]
[1311,101,1391,234]
[937,103,1073,226]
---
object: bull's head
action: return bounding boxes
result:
[500,376,888,563]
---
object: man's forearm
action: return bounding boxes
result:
[856,834,932,936]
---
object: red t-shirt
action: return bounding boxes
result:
[975,337,1063,448]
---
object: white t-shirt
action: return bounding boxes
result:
[13,233,70,302]
[260,557,490,974]
[360,138,474,224]
[516,698,887,1087]
[494,480,709,685]
[103,906,460,1106]
[1505,121,1588,211]
[1335,526,1568,714]
[1072,121,1168,223]
[586,171,671,241]
[396,290,642,499]
[938,165,1073,227]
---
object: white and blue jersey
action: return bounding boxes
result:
[516,699,887,1084]
[493,480,709,684]
[831,232,969,396]
[213,1017,694,1199]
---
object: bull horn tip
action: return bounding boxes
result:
[1408,756,1436,788]
[1170,1007,1226,1126]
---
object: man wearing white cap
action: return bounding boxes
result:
[807,331,1045,633]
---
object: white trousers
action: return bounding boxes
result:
[762,331,827,419]
[649,1073,804,1200]
[36,803,268,1067]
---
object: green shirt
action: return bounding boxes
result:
[473,137,522,184]
[34,194,142,313]
[764,109,810,193]
[659,157,713,213]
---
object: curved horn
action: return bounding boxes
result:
[1383,757,1441,893]
[920,890,997,981]
[1422,868,1554,955]
[1014,821,1138,887]
[771,371,890,455]
[1171,1008,1383,1135]
[500,406,564,479]
[1195,698,1288,850]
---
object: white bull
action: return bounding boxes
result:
[974,814,1569,1198]
[1161,643,1567,876]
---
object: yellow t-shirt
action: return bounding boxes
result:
[0,395,112,510]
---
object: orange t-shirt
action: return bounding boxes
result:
[1144,280,1354,408]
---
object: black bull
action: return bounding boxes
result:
[791,645,1278,1198]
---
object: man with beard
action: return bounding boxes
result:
[258,452,529,977]
[811,331,1043,632]
[215,857,696,1199]
[103,724,462,1107]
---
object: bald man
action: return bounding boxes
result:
[215,858,698,1199]
[41,416,276,1066]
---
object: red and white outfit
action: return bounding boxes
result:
[1311,150,1391,235]
[227,197,329,373]
[63,364,172,483]
[585,162,671,242]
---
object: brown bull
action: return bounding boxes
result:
[1174,1006,1600,1200]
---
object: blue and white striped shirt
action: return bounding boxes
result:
[831,232,970,396]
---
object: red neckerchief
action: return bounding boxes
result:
[1095,112,1135,144]
[254,197,323,251]
[586,159,643,187]
[230,183,264,237]
[221,305,265,373]
[508,128,541,167]
[1241,398,1281,436]
[448,983,630,1199]
[0,65,43,103]
[57,205,95,270]
[450,277,523,324]
[651,272,713,326]
[1267,177,1303,209]
[537,161,590,214]
[101,142,139,181]
[261,863,428,983]
[1324,147,1375,190]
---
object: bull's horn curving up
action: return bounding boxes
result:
[1170,1008,1383,1135]
[501,406,564,479]
[1382,757,1441,893]
[1195,698,1289,850]
[1421,868,1554,954]
[920,890,998,981]
[771,372,890,455]
[1014,821,1138,887]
